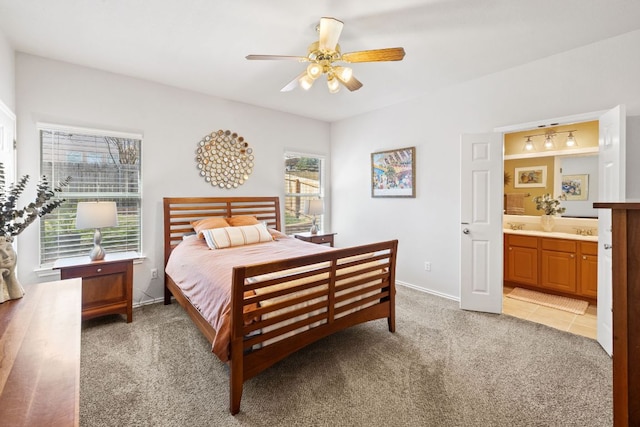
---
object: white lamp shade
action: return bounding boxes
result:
[305,199,324,216]
[76,201,118,229]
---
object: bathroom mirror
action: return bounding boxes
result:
[503,121,599,219]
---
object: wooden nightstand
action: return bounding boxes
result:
[294,231,336,247]
[54,251,137,323]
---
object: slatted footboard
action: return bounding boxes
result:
[229,239,397,414]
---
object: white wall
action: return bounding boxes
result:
[331,30,640,300]
[628,115,640,200]
[15,54,331,305]
[0,27,15,110]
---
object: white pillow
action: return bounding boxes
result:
[202,224,273,249]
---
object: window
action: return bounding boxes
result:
[40,125,142,265]
[284,152,325,235]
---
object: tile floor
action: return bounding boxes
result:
[502,286,597,339]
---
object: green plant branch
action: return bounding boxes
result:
[0,163,71,240]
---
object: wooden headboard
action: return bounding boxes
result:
[163,196,281,265]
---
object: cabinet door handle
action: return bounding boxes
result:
[96,268,102,273]
[583,256,587,260]
[508,247,513,251]
[570,254,575,258]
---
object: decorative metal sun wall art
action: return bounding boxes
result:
[195,129,254,188]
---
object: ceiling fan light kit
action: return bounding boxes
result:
[246,17,405,94]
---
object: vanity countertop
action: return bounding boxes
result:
[503,228,598,242]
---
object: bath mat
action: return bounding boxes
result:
[506,287,589,315]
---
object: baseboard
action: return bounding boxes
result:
[135,284,459,309]
[133,297,164,308]
[396,280,460,303]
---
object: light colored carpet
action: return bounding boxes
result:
[506,287,589,315]
[80,286,612,426]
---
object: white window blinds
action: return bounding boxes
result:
[39,126,142,265]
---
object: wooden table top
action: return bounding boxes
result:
[0,278,82,426]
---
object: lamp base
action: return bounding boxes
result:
[310,217,318,234]
[89,245,106,261]
[89,228,106,261]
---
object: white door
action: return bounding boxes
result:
[0,100,16,184]
[460,133,504,313]
[596,105,626,356]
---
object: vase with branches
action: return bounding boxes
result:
[0,163,70,303]
[532,193,566,216]
[532,193,565,231]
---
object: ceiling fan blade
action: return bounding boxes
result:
[246,54,308,62]
[336,74,363,92]
[280,71,307,92]
[318,17,344,51]
[342,47,406,63]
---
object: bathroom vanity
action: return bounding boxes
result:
[503,215,598,302]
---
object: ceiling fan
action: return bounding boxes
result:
[246,17,406,93]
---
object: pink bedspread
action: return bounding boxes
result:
[165,234,333,362]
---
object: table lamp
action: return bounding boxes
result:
[75,201,118,260]
[305,199,324,234]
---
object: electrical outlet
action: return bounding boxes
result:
[151,268,158,279]
[424,262,431,272]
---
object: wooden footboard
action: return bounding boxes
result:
[228,239,397,414]
[163,197,398,414]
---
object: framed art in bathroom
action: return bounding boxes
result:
[514,166,546,188]
[561,174,589,200]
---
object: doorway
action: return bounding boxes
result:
[460,105,626,356]
[502,121,599,339]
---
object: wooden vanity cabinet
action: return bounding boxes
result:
[505,234,538,286]
[540,238,577,294]
[504,233,597,301]
[578,241,598,299]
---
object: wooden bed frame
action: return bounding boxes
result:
[163,196,398,414]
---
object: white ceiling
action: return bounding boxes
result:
[1,0,640,122]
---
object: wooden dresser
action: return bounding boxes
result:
[593,202,640,426]
[0,278,82,426]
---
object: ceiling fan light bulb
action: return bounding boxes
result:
[307,63,323,79]
[299,74,315,90]
[335,66,352,82]
[327,76,340,93]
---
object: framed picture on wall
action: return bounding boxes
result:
[371,147,415,198]
[514,166,547,188]
[561,174,589,200]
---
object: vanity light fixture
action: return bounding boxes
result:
[543,132,556,150]
[523,137,534,151]
[521,129,578,152]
